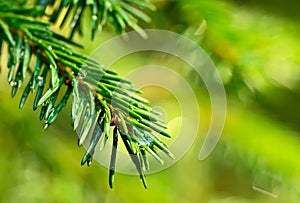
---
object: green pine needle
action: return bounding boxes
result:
[37,0,155,40]
[0,0,172,188]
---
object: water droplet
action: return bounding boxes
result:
[106,2,112,9]
[10,81,17,86]
[48,46,52,51]
[92,15,97,20]
[87,160,92,166]
[79,69,88,78]
[38,76,44,85]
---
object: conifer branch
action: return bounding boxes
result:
[37,0,155,39]
[0,0,172,188]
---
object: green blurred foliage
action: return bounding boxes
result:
[1,0,300,202]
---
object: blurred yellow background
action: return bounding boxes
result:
[1,0,300,202]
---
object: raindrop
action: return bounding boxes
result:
[10,81,17,86]
[37,76,43,85]
[106,1,112,9]
[92,15,97,20]
[79,69,88,78]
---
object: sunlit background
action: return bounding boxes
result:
[1,0,300,202]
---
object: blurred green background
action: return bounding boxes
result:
[1,0,300,202]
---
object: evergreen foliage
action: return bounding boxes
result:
[0,0,172,188]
